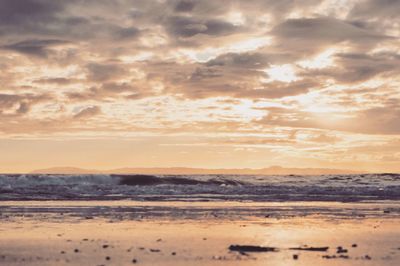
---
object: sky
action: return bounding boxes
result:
[0,0,400,173]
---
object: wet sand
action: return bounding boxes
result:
[0,201,399,265]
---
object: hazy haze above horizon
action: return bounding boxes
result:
[0,0,399,173]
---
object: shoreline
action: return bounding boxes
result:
[1,200,399,222]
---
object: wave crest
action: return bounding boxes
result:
[115,174,245,186]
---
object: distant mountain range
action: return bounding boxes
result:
[30,166,364,175]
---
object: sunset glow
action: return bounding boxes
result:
[0,0,399,173]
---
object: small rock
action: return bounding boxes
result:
[74,249,79,253]
[293,254,299,260]
[105,256,111,260]
[132,258,138,264]
[171,252,176,256]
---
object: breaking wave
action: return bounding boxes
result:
[0,173,399,202]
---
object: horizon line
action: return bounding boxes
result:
[2,165,397,175]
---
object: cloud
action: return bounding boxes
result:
[1,39,68,57]
[113,27,140,40]
[273,17,387,42]
[86,63,127,82]
[189,67,223,80]
[302,51,400,84]
[307,133,341,143]
[258,98,400,135]
[65,81,149,102]
[238,80,318,99]
[0,0,62,25]
[166,16,240,38]
[206,52,270,69]
[174,0,196,12]
[350,0,400,20]
[73,106,101,119]
[271,17,391,56]
[34,77,77,85]
[0,93,52,116]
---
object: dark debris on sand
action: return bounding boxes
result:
[229,244,333,254]
[337,246,348,253]
[290,246,329,252]
[229,245,278,252]
[323,255,349,259]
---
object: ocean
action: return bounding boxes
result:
[1,173,399,202]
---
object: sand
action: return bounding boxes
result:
[0,200,399,265]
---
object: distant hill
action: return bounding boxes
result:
[31,165,363,175]
[31,167,101,174]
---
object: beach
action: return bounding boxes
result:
[2,0,400,265]
[1,200,399,266]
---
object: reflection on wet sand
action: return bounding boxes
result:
[0,201,399,265]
